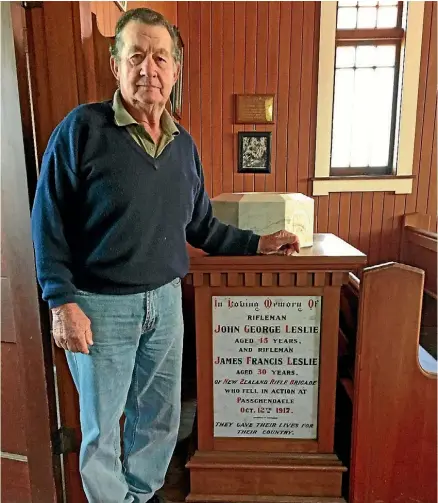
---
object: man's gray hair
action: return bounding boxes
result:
[110,8,181,64]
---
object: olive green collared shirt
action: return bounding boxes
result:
[112,90,179,158]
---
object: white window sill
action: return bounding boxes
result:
[312,176,414,196]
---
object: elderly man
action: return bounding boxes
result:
[31,8,299,503]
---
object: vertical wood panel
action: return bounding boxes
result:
[348,194,363,251]
[286,3,303,193]
[369,193,384,265]
[297,2,315,196]
[264,2,280,193]
[359,193,373,254]
[275,2,291,194]
[200,2,212,196]
[254,2,268,193]
[211,3,223,198]
[188,3,201,151]
[232,2,245,193]
[178,2,190,127]
[222,3,234,194]
[178,1,436,263]
[380,194,395,262]
[338,194,351,243]
[243,2,257,193]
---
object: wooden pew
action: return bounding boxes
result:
[400,213,437,296]
[401,213,437,360]
[335,263,437,503]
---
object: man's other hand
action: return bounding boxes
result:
[51,303,93,354]
[257,230,300,256]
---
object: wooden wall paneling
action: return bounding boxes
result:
[338,194,351,243]
[44,2,80,125]
[265,2,280,193]
[328,194,340,236]
[358,193,373,254]
[243,2,256,193]
[348,194,362,251]
[286,2,303,193]
[428,109,437,220]
[211,2,223,198]
[254,1,268,193]
[391,195,407,260]
[178,2,190,128]
[416,4,436,216]
[298,2,315,196]
[309,3,321,226]
[380,193,395,262]
[177,1,435,262]
[188,2,201,161]
[317,196,329,234]
[232,2,245,193]
[25,5,54,160]
[405,1,432,217]
[369,193,384,265]
[200,2,212,196]
[222,3,234,194]
[275,2,291,194]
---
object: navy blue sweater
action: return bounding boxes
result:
[31,102,260,308]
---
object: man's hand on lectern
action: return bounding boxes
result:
[257,230,300,256]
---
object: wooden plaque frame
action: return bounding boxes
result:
[185,235,367,502]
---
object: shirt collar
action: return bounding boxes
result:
[112,89,179,137]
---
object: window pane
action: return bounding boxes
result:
[357,7,377,28]
[358,0,377,6]
[331,63,395,168]
[370,68,394,166]
[377,0,398,5]
[377,6,398,27]
[350,68,375,167]
[338,0,357,6]
[337,7,357,28]
[336,46,356,68]
[376,45,396,66]
[356,46,376,67]
[332,69,355,168]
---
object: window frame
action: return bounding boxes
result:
[313,1,425,196]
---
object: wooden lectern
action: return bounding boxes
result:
[185,234,366,502]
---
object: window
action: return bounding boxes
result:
[333,1,405,175]
[314,1,425,195]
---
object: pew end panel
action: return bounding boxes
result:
[349,263,437,503]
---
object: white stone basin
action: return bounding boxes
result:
[211,192,314,248]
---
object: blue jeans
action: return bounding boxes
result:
[65,279,184,503]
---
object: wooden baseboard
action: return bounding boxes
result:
[187,451,345,500]
[186,494,347,503]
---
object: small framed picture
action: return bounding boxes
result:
[238,131,272,174]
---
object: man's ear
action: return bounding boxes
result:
[110,56,120,82]
[173,62,181,85]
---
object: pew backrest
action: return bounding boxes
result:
[350,263,437,503]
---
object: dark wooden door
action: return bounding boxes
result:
[1,2,61,502]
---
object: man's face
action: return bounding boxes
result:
[111,21,179,109]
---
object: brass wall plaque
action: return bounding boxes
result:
[235,94,275,124]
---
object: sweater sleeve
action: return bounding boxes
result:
[31,118,82,309]
[185,147,260,255]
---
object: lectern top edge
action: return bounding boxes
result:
[188,234,367,271]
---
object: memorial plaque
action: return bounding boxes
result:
[235,94,275,124]
[212,295,321,439]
